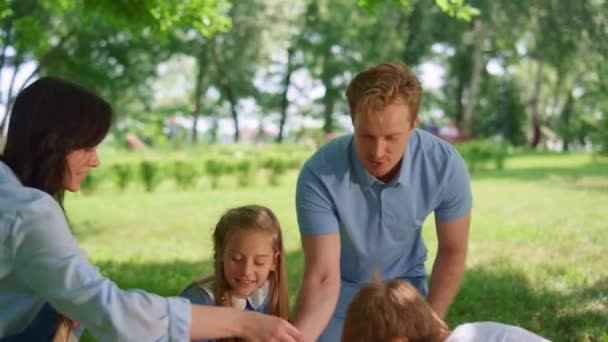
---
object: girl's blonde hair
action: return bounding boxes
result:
[195,205,289,333]
[342,278,448,342]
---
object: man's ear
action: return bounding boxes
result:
[410,116,420,130]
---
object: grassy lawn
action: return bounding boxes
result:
[67,152,608,341]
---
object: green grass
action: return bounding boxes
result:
[67,152,608,341]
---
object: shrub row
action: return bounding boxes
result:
[80,154,307,194]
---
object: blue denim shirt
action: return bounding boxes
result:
[0,161,191,341]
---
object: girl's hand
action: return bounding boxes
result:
[241,311,302,342]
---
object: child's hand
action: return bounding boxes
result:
[242,312,302,342]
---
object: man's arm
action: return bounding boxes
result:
[293,233,341,342]
[427,210,471,319]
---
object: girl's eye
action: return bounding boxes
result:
[254,261,266,266]
[231,256,242,262]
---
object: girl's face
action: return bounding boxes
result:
[222,228,278,298]
[64,147,100,192]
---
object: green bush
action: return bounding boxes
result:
[205,158,225,189]
[456,140,508,173]
[173,161,198,190]
[140,161,162,192]
[235,159,255,187]
[111,164,134,192]
[263,156,289,186]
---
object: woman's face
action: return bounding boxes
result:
[64,147,100,192]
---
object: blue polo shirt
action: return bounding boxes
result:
[295,129,472,339]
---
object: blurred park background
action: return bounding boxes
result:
[0,0,607,341]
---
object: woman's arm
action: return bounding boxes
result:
[191,306,301,342]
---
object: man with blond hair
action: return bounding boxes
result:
[293,63,472,341]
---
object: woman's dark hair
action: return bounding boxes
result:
[1,76,112,204]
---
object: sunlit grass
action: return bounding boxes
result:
[68,152,608,341]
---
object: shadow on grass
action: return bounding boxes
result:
[81,252,606,341]
[451,262,608,342]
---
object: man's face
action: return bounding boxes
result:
[353,101,418,183]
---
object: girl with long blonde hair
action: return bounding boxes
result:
[180,205,289,342]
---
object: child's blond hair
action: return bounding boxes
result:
[194,205,289,342]
[342,278,448,342]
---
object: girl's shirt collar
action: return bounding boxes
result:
[198,280,269,311]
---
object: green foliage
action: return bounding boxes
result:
[111,164,133,192]
[456,140,508,172]
[359,0,479,21]
[235,159,255,187]
[139,161,162,192]
[173,161,198,190]
[79,169,105,195]
[434,0,480,21]
[205,157,225,189]
[263,155,289,186]
[592,115,608,156]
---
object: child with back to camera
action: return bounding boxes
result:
[342,278,550,342]
[180,205,289,342]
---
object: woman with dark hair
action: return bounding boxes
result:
[0,77,302,342]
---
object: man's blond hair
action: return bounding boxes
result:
[342,279,447,342]
[345,62,422,121]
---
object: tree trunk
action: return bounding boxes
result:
[461,20,484,133]
[192,52,208,143]
[0,55,21,138]
[322,91,335,134]
[401,0,424,65]
[528,56,544,148]
[560,93,574,152]
[276,47,295,143]
[0,20,13,101]
[210,42,240,142]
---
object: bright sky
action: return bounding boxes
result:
[0,47,37,127]
[0,53,447,136]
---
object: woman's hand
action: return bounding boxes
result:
[240,311,303,342]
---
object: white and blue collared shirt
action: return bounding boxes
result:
[179,279,270,342]
[0,161,191,341]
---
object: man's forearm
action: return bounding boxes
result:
[293,276,340,342]
[427,251,466,319]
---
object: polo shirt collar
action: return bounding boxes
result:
[349,132,415,188]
